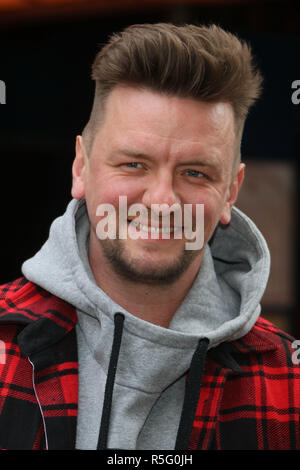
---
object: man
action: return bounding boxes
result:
[0,23,299,451]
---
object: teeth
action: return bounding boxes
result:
[130,220,181,234]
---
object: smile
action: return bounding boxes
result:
[130,220,182,234]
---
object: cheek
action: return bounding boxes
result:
[102,180,144,208]
[190,193,225,235]
[188,192,219,217]
[84,173,144,225]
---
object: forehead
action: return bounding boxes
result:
[93,85,236,166]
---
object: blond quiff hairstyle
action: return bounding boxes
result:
[82,23,262,163]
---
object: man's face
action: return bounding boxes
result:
[72,85,244,284]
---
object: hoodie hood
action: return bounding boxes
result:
[22,197,270,348]
[21,197,270,449]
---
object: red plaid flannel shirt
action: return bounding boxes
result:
[0,277,299,450]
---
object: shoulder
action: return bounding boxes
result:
[236,315,299,369]
[0,276,53,322]
[253,315,295,348]
[0,276,77,330]
[0,276,51,307]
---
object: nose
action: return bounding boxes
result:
[141,170,181,212]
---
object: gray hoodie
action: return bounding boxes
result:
[22,198,270,450]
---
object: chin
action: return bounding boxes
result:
[100,238,200,285]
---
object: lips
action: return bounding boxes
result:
[130,220,182,234]
[127,213,183,233]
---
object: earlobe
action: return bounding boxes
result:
[71,136,87,199]
[219,163,245,225]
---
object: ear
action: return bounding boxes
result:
[219,163,245,225]
[71,136,88,199]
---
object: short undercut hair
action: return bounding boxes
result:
[82,23,262,167]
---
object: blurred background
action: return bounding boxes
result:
[0,0,299,335]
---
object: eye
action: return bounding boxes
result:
[124,162,144,169]
[185,169,205,178]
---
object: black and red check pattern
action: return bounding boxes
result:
[191,319,300,449]
[0,277,299,450]
[0,277,78,449]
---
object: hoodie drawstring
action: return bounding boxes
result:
[97,312,125,450]
[175,337,209,450]
[97,314,209,451]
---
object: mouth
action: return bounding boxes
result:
[130,220,181,234]
[129,219,182,234]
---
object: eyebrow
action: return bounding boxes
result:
[112,147,220,169]
[113,148,153,160]
[178,158,219,168]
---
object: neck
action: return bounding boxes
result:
[88,236,203,328]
